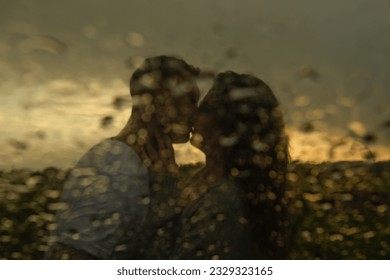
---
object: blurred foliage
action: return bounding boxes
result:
[287,161,390,259]
[0,161,389,260]
[0,168,68,260]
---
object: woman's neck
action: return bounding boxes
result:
[201,153,228,184]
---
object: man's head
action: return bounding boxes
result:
[130,56,200,143]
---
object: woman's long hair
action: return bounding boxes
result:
[206,72,289,259]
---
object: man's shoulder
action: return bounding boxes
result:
[83,138,135,160]
[74,139,147,176]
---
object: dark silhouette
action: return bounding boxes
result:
[46,56,200,259]
[175,71,289,259]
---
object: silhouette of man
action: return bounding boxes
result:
[46,56,200,259]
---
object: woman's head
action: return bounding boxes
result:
[192,71,287,174]
[192,71,289,258]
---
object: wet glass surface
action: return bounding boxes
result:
[0,0,389,259]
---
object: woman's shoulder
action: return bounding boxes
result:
[208,179,245,205]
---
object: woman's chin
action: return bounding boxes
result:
[189,136,204,151]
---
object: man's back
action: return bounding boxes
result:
[47,139,149,259]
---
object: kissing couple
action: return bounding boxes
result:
[46,55,289,260]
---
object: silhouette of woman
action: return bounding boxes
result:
[175,71,289,259]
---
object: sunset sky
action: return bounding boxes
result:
[1,0,389,170]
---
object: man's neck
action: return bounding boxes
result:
[112,116,149,158]
[113,115,179,176]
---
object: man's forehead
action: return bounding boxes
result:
[166,78,199,101]
[168,71,197,81]
[166,73,197,87]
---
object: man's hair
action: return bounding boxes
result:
[130,55,200,96]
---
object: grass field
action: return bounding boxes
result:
[0,161,389,259]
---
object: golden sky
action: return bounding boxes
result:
[1,0,389,170]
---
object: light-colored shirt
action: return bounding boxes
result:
[50,139,149,259]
